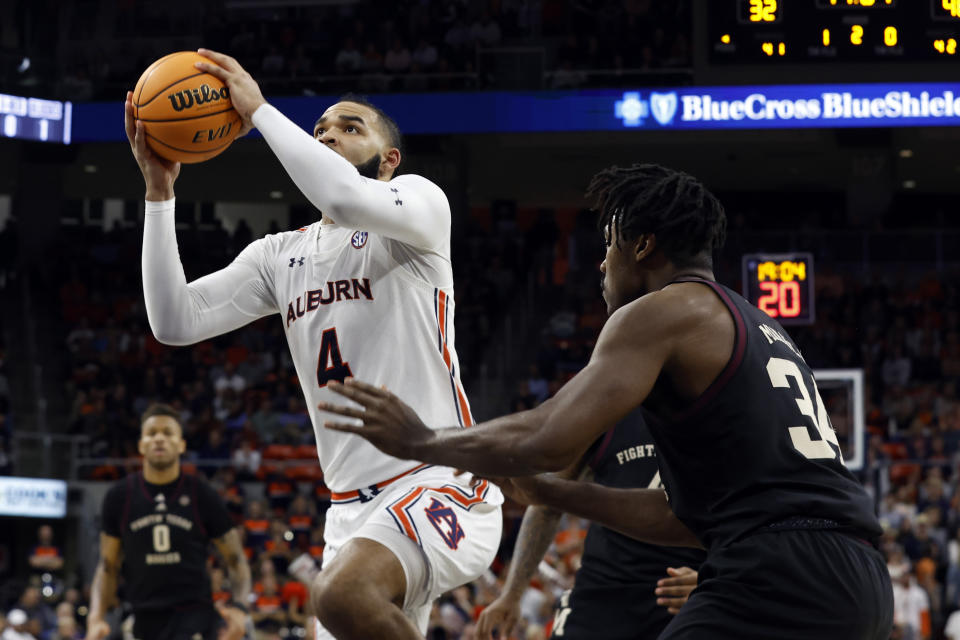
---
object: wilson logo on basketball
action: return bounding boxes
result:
[167,85,231,112]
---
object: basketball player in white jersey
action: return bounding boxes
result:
[123,48,503,639]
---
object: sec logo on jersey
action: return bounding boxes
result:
[351,231,368,249]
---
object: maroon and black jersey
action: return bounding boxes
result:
[100,473,234,613]
[552,410,705,639]
[643,279,881,550]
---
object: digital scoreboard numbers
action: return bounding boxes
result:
[713,1,960,62]
[0,93,71,144]
[742,253,815,325]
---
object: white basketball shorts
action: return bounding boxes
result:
[313,465,503,638]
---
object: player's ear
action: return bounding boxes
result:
[137,433,148,456]
[380,147,401,179]
[634,233,656,263]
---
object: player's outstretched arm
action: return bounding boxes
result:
[252,105,448,249]
[84,533,122,640]
[141,211,278,346]
[476,460,590,640]
[322,289,684,476]
[195,49,448,250]
[502,477,702,549]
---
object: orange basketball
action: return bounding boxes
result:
[132,51,242,164]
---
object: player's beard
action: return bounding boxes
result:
[146,454,176,472]
[354,152,382,179]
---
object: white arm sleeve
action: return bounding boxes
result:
[251,103,450,250]
[142,199,278,346]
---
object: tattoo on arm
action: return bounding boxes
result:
[503,460,593,595]
[502,505,564,596]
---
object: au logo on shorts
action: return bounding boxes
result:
[351,231,368,249]
[424,498,465,550]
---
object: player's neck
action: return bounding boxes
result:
[653,266,715,291]
[143,461,180,485]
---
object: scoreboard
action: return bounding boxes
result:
[0,93,72,144]
[710,1,960,62]
[742,253,815,325]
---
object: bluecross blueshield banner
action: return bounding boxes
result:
[72,82,960,142]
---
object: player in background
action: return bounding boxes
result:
[84,404,250,640]
[321,164,894,639]
[125,48,502,639]
[476,410,703,640]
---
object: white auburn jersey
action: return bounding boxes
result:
[142,104,484,493]
[235,216,473,491]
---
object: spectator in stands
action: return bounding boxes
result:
[210,566,231,605]
[251,576,286,635]
[884,345,913,387]
[243,500,271,551]
[384,38,412,73]
[307,526,325,565]
[275,397,310,444]
[232,439,261,481]
[945,608,960,640]
[525,365,549,405]
[412,38,438,70]
[437,586,473,637]
[360,42,384,73]
[249,398,281,444]
[1,610,34,640]
[214,362,246,397]
[214,466,246,518]
[285,494,315,548]
[282,580,308,630]
[263,519,293,575]
[261,47,285,76]
[892,566,931,640]
[198,429,232,476]
[17,587,55,640]
[288,45,314,79]
[28,525,64,573]
[50,615,78,640]
[265,473,294,514]
[335,38,363,74]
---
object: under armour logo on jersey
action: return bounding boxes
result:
[351,231,368,249]
[289,257,305,267]
[390,187,402,206]
[357,484,382,503]
[154,494,167,512]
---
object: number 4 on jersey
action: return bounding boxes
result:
[317,328,352,387]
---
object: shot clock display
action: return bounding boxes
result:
[742,253,815,325]
[712,1,960,62]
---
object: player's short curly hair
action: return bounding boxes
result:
[140,403,182,431]
[333,93,404,158]
[588,163,727,269]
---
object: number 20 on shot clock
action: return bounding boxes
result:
[742,253,815,325]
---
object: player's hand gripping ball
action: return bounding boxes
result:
[131,51,242,163]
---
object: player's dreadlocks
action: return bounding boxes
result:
[587,163,727,269]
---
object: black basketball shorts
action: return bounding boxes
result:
[658,529,893,640]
